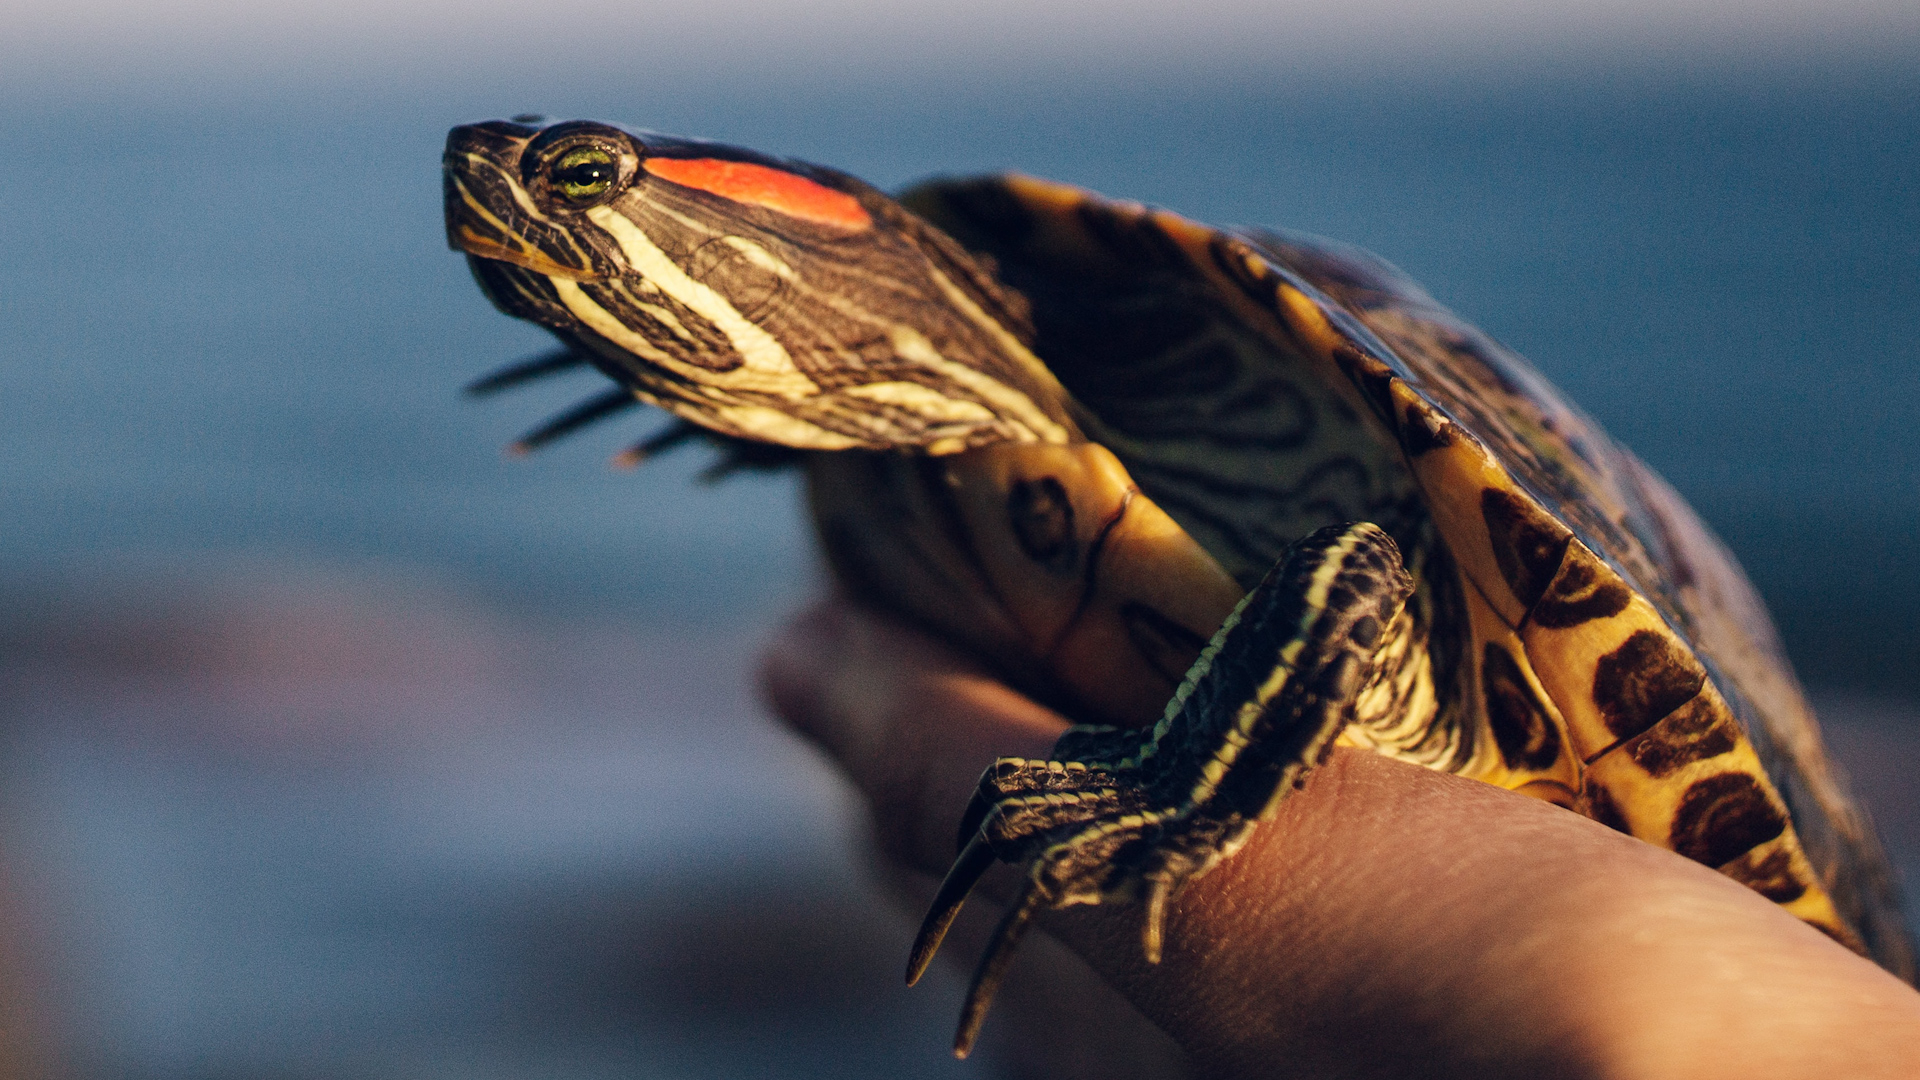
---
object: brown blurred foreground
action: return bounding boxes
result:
[0,571,998,1079]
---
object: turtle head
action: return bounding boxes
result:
[444,117,1076,452]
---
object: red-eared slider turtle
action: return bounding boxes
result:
[441,117,1915,1053]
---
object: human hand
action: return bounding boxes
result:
[760,596,1920,1079]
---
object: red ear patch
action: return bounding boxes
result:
[643,158,872,231]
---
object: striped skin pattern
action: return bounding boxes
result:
[444,120,1077,453]
[442,120,1915,1052]
[906,522,1415,1054]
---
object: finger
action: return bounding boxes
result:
[758,596,1066,875]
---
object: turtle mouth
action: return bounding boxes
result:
[442,120,607,283]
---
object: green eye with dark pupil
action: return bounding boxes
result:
[551,147,616,201]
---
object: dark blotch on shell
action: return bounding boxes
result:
[1591,629,1707,742]
[1584,782,1633,835]
[1398,411,1456,457]
[1483,643,1564,772]
[1530,543,1633,629]
[1626,694,1737,778]
[1720,846,1808,903]
[1208,236,1275,305]
[1332,345,1399,430]
[1481,488,1570,612]
[1670,773,1786,869]
[1076,201,1185,270]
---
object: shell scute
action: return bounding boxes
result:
[870,176,1912,977]
[1721,840,1812,904]
[1481,642,1568,774]
[1589,628,1708,745]
[1623,692,1741,779]
[1529,538,1634,630]
[1454,580,1583,796]
[1218,213,1907,973]
[1481,487,1575,618]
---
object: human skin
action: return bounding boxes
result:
[760,596,1920,1080]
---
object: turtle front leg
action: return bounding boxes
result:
[908,521,1415,1057]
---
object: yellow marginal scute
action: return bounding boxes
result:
[1453,582,1583,798]
[1275,269,1863,943]
[1276,283,1350,361]
[1523,586,1687,763]
[1394,398,1553,626]
[1583,679,1855,945]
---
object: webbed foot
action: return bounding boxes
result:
[909,521,1414,1057]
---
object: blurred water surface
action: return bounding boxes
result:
[5,63,1918,676]
[2,54,1918,1078]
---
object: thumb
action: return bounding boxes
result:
[758,596,1066,874]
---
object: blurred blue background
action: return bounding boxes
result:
[1,3,1917,1075]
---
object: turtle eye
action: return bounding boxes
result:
[549,146,619,204]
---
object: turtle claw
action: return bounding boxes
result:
[907,834,997,986]
[910,757,1127,985]
[954,775,1000,851]
[1142,877,1172,964]
[464,346,584,396]
[507,386,637,454]
[953,879,1045,1059]
[611,418,703,468]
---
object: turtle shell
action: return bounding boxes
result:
[440,122,1913,981]
[880,174,1915,976]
